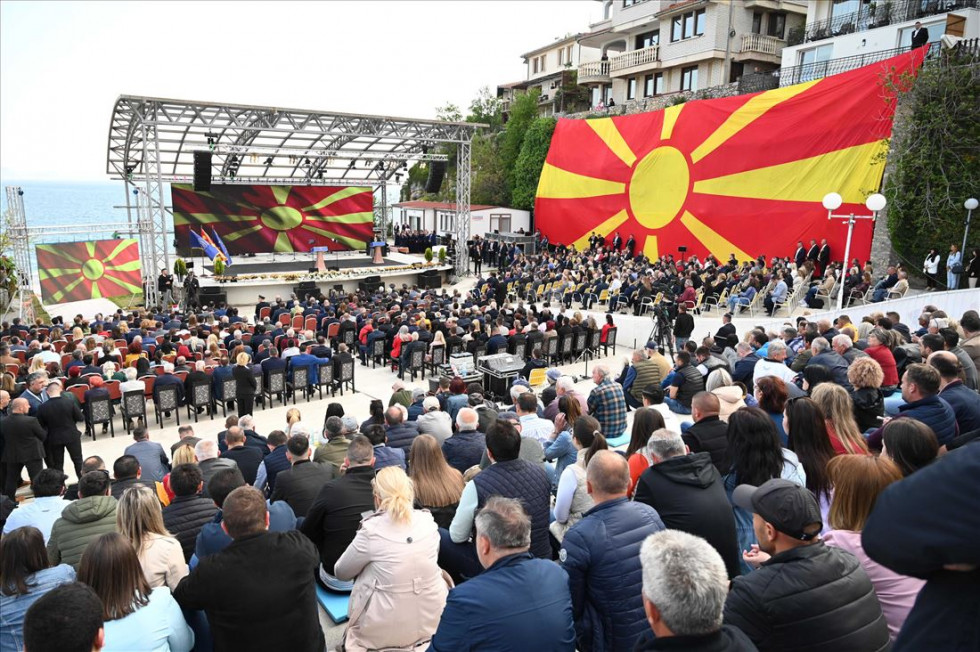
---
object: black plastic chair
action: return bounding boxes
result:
[121,390,146,435]
[265,369,286,408]
[290,367,310,404]
[86,395,115,440]
[406,348,425,382]
[220,379,237,418]
[316,362,334,399]
[154,385,180,427]
[337,360,355,395]
[370,339,386,369]
[602,327,618,357]
[427,345,445,377]
[186,383,213,422]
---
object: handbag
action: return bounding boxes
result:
[951,263,964,274]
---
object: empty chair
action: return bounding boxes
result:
[316,362,334,400]
[154,385,181,428]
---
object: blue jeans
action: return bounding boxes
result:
[661,371,677,389]
[663,396,692,415]
[438,528,483,583]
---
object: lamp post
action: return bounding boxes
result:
[823,192,886,311]
[963,197,978,255]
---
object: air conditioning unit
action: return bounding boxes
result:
[540,94,549,101]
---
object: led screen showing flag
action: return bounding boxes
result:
[36,239,142,303]
[535,50,926,264]
[171,184,374,255]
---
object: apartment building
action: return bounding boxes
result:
[576,0,807,106]
[498,34,601,119]
[782,0,979,73]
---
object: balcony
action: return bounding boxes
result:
[736,34,787,62]
[609,44,661,76]
[795,0,979,45]
[578,59,611,84]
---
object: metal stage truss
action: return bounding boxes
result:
[106,96,484,304]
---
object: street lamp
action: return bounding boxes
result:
[963,197,978,254]
[823,192,886,311]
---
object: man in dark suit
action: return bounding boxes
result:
[174,486,325,652]
[818,239,831,277]
[221,427,264,485]
[154,362,185,407]
[183,360,210,409]
[331,343,353,387]
[36,381,84,478]
[3,398,46,499]
[109,454,157,500]
[910,21,929,48]
[794,241,807,268]
[806,239,819,269]
[270,435,335,518]
[254,295,270,322]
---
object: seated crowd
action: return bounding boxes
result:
[1,281,979,650]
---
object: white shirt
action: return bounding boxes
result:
[2,495,73,542]
[753,358,799,390]
[650,404,682,434]
[519,413,556,446]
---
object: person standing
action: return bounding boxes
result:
[157,269,174,307]
[817,239,831,278]
[36,381,84,479]
[672,304,695,352]
[3,398,46,500]
[182,270,199,312]
[966,248,979,289]
[910,21,929,48]
[946,243,962,290]
[232,352,257,417]
[923,248,941,290]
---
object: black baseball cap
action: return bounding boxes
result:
[732,479,822,541]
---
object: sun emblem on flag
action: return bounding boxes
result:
[172,184,374,254]
[37,239,142,303]
[535,50,924,263]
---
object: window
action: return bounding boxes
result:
[680,66,698,92]
[672,8,706,41]
[532,58,539,74]
[768,14,786,39]
[627,78,637,100]
[438,212,455,232]
[623,0,648,6]
[490,214,511,233]
[752,12,763,34]
[644,73,663,96]
[635,30,659,49]
[558,49,564,66]
[898,22,943,47]
[798,44,833,66]
[831,0,861,21]
[540,55,546,72]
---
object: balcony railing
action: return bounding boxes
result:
[740,33,786,56]
[610,44,661,73]
[578,60,611,84]
[795,0,979,45]
[737,42,944,93]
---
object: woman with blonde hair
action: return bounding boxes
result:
[705,368,746,422]
[426,330,446,363]
[811,383,870,455]
[847,356,885,431]
[27,355,45,375]
[823,455,924,640]
[232,351,256,416]
[334,466,449,652]
[285,407,302,434]
[116,485,187,590]
[408,434,464,529]
[159,445,197,504]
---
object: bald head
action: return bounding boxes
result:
[927,350,961,382]
[691,391,720,418]
[10,397,30,414]
[586,450,630,500]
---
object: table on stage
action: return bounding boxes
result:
[311,246,332,273]
[370,241,386,264]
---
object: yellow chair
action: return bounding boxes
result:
[528,367,548,387]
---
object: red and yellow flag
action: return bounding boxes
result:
[37,239,142,303]
[535,49,925,263]
[172,184,374,255]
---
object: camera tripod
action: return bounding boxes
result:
[647,303,675,359]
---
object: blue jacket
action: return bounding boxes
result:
[560,497,666,652]
[442,431,486,474]
[938,381,980,434]
[863,443,980,652]
[372,445,406,471]
[287,353,321,385]
[193,500,296,563]
[898,394,958,446]
[385,421,419,453]
[428,552,576,652]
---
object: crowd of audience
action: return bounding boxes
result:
[1,273,979,651]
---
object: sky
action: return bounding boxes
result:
[0,0,601,183]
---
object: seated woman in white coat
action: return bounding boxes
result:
[334,466,451,652]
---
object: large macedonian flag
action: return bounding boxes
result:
[171,184,374,255]
[535,49,926,263]
[37,239,142,303]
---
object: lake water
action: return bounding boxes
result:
[0,180,131,237]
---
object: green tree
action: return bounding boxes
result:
[471,132,510,206]
[467,86,503,130]
[511,117,557,210]
[501,88,541,185]
[885,50,980,269]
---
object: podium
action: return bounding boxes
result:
[370,241,385,264]
[311,246,331,273]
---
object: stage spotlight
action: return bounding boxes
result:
[17,189,24,196]
[348,160,355,169]
[317,171,324,179]
[264,157,273,165]
[304,158,311,166]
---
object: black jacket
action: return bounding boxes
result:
[300,465,375,573]
[270,459,335,518]
[2,414,46,463]
[723,542,889,652]
[162,494,218,562]
[632,625,757,651]
[863,443,980,651]
[36,395,83,446]
[221,446,264,485]
[681,416,729,475]
[233,364,257,396]
[110,476,157,501]
[633,452,740,580]
[174,530,325,652]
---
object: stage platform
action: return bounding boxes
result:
[206,257,399,276]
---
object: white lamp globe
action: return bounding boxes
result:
[866,193,887,212]
[965,198,979,210]
[822,192,843,211]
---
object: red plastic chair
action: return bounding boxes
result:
[68,385,88,406]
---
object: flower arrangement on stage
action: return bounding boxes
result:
[212,261,444,283]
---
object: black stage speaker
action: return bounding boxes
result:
[193,151,212,192]
[200,286,221,296]
[419,275,441,290]
[425,161,446,193]
[298,281,317,290]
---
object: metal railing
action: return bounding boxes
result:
[798,0,979,45]
[610,44,661,73]
[740,33,786,56]
[578,59,611,83]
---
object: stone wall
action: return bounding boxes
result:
[560,82,742,119]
